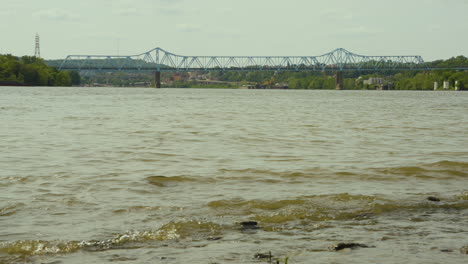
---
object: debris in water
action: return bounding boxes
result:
[460,245,468,254]
[427,196,441,202]
[329,243,373,251]
[440,249,454,253]
[254,251,272,260]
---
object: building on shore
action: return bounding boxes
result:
[248,82,289,89]
[363,77,393,90]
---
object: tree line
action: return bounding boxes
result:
[3,53,466,89]
[209,55,468,90]
[0,55,80,86]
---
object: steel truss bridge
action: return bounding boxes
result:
[49,47,467,88]
[55,48,428,72]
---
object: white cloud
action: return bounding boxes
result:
[158,7,184,15]
[158,0,185,4]
[156,0,186,15]
[114,7,143,16]
[85,32,122,39]
[0,10,12,16]
[320,9,355,23]
[176,23,202,32]
[344,26,378,37]
[34,8,78,21]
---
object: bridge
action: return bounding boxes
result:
[48,48,464,89]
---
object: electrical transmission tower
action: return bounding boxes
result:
[34,33,41,58]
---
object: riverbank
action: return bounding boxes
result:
[0,81,29,86]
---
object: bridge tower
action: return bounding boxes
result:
[154,71,161,88]
[34,33,41,58]
[335,71,344,90]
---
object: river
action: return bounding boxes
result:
[0,87,467,263]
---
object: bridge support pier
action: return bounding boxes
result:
[335,71,344,90]
[155,71,161,88]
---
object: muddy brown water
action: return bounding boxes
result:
[0,87,467,263]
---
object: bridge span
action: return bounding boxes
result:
[47,48,460,89]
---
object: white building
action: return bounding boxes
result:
[363,77,385,85]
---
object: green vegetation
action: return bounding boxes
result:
[0,55,80,86]
[391,70,466,90]
[273,256,289,264]
[79,72,153,87]
[209,55,468,90]
[170,81,236,89]
[83,66,467,90]
[4,54,467,90]
[211,71,338,89]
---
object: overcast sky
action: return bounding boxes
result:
[1,0,467,61]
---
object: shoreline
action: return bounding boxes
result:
[0,81,30,87]
[0,85,465,91]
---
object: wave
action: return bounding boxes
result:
[374,160,468,179]
[1,193,467,260]
[208,193,468,225]
[112,205,162,214]
[0,203,24,217]
[458,191,468,200]
[218,168,324,178]
[146,176,194,187]
[0,240,82,256]
[0,220,222,258]
[146,175,214,187]
[218,160,468,181]
[428,160,468,170]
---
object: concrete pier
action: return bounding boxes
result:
[155,71,161,88]
[335,71,344,90]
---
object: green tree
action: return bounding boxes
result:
[55,71,72,86]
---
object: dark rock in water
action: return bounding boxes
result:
[241,221,258,227]
[460,245,468,254]
[329,243,373,251]
[207,236,222,241]
[440,249,454,253]
[254,252,272,260]
[427,196,441,202]
[240,221,260,230]
[355,212,373,219]
[410,217,425,222]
